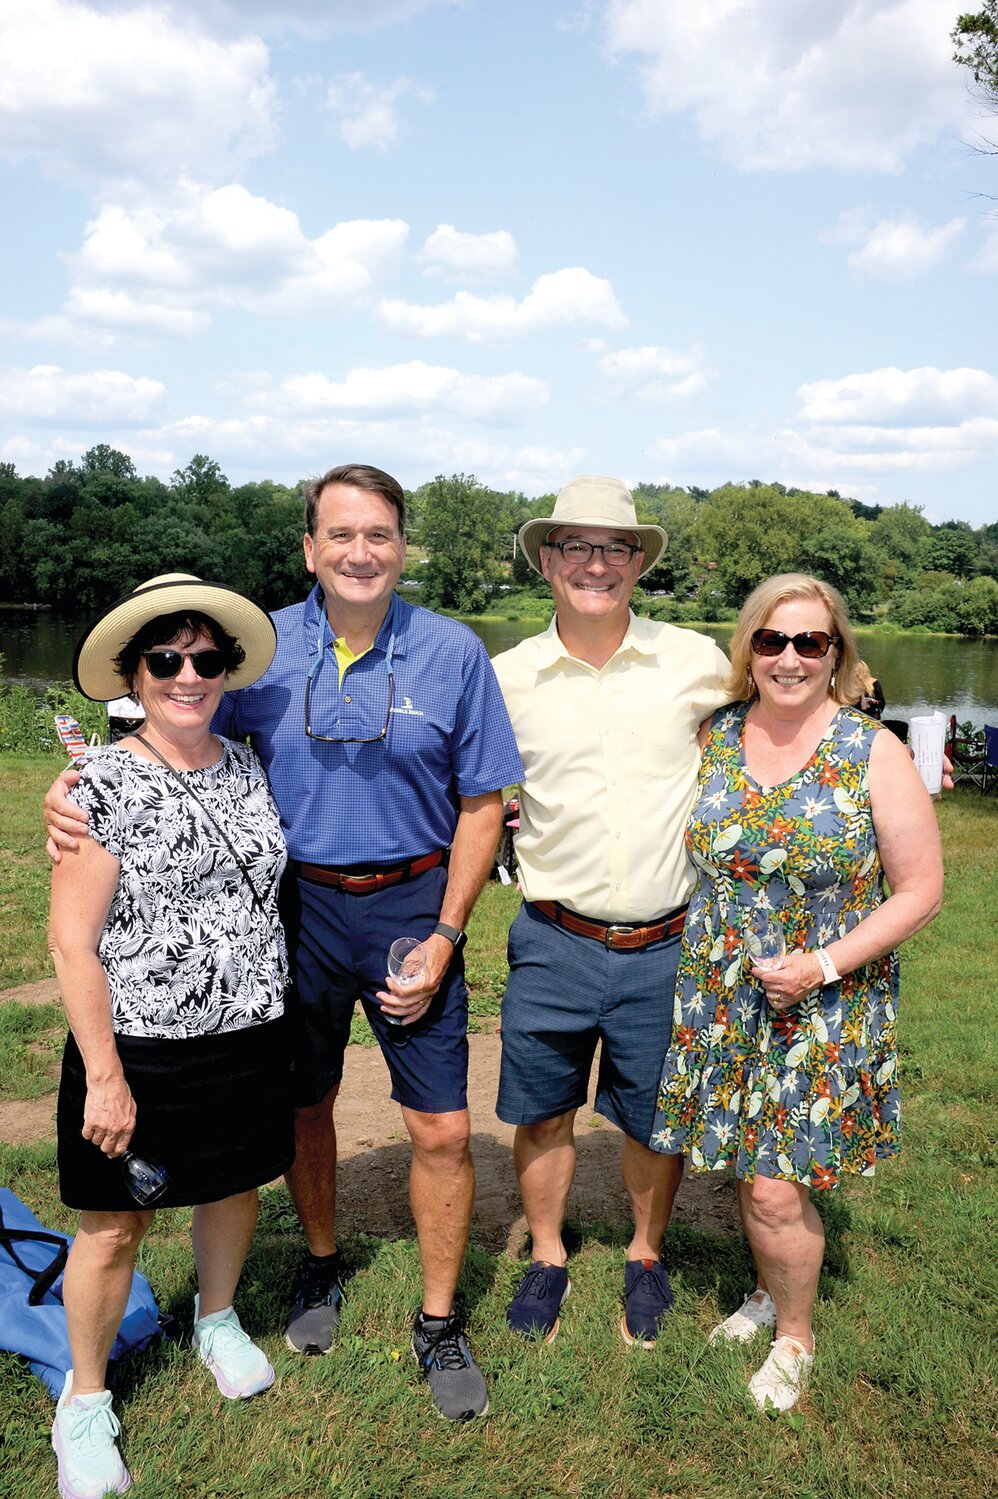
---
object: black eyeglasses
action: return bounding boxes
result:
[141,649,227,680]
[544,539,642,566]
[750,629,839,660]
[304,668,394,743]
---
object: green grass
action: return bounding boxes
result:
[1,765,996,1496]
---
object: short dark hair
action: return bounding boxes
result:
[115,611,245,690]
[303,464,406,538]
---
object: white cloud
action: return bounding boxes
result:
[40,191,410,341]
[325,71,435,149]
[252,362,548,423]
[797,366,998,425]
[418,224,518,282]
[644,362,998,495]
[379,267,627,341]
[602,0,971,171]
[821,209,966,281]
[87,0,453,40]
[0,0,275,185]
[599,344,711,401]
[0,364,167,426]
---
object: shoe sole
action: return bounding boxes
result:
[284,1331,336,1356]
[507,1276,571,1343]
[619,1314,658,1350]
[52,1423,132,1499]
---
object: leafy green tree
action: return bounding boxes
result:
[921,521,978,578]
[171,454,231,504]
[79,444,137,481]
[869,502,932,595]
[416,474,505,613]
[952,3,998,106]
[958,574,998,634]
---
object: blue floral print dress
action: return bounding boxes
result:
[650,702,900,1189]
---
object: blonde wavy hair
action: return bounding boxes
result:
[724,573,864,706]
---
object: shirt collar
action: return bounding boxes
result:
[533,609,666,669]
[303,585,405,658]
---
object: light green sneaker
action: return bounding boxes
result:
[192,1297,274,1399]
[51,1371,131,1498]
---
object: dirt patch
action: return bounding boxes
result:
[0,984,739,1251]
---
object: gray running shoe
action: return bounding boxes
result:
[285,1252,346,1355]
[412,1311,489,1421]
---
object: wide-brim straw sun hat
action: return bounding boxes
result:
[73,573,277,702]
[516,475,668,579]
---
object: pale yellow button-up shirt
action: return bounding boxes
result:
[493,613,730,923]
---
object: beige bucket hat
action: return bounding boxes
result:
[73,573,277,701]
[516,475,668,579]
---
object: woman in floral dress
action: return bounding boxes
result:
[650,574,942,1411]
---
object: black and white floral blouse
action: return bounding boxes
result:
[70,739,288,1039]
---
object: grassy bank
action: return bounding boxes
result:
[1,761,996,1497]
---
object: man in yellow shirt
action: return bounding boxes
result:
[491,475,729,1347]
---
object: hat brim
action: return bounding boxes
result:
[73,575,277,701]
[517,516,668,579]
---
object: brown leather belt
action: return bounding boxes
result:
[290,849,444,896]
[532,899,688,950]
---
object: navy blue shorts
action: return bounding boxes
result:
[497,902,680,1144]
[280,865,469,1115]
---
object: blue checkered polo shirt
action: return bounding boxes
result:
[214,586,523,865]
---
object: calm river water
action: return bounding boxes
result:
[3,606,997,726]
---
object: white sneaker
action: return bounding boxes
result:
[192,1297,274,1399]
[709,1289,777,1344]
[51,1371,131,1499]
[748,1334,814,1412]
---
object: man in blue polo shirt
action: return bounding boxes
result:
[44,463,522,1423]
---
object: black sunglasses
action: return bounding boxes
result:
[750,629,839,660]
[141,649,227,680]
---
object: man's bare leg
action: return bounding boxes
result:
[285,1082,339,1254]
[403,1105,474,1317]
[513,1110,578,1266]
[621,1136,682,1261]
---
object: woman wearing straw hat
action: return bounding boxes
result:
[48,574,291,1499]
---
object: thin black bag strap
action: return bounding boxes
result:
[0,1203,69,1305]
[132,734,273,917]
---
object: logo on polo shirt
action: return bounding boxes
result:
[390,696,424,717]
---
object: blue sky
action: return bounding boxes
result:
[1,0,996,525]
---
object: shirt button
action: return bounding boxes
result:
[344,695,352,703]
[614,882,621,891]
[615,831,621,840]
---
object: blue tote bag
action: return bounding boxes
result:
[0,1188,161,1397]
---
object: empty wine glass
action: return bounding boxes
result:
[120,1149,169,1206]
[385,937,426,1028]
[744,916,786,973]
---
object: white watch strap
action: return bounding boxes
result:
[815,948,840,985]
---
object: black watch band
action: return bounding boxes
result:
[433,922,467,953]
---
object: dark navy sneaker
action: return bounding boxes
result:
[412,1311,489,1421]
[621,1258,674,1347]
[284,1251,347,1355]
[506,1260,571,1343]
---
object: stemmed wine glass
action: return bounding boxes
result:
[385,937,427,1027]
[744,915,786,974]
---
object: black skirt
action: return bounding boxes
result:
[57,1015,294,1210]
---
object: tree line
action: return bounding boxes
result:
[1,446,996,635]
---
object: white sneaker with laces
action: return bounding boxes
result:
[192,1297,274,1399]
[51,1371,131,1499]
[748,1334,814,1412]
[709,1288,777,1344]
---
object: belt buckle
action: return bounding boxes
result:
[604,924,636,949]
